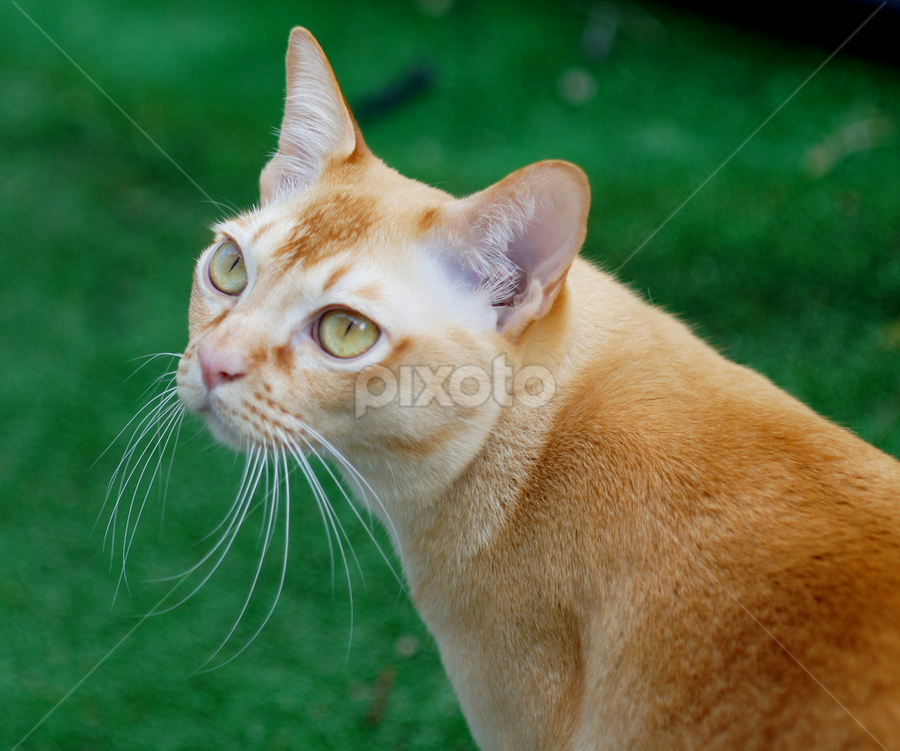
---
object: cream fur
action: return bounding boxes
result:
[175,28,900,750]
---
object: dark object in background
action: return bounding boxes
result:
[663,0,900,64]
[354,62,438,125]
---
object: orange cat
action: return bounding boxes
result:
[175,28,900,749]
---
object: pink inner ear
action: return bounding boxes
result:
[505,198,580,298]
[448,161,591,332]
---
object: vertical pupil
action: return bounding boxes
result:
[318,309,379,358]
[210,242,246,294]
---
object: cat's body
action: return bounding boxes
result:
[413,255,900,749]
[175,29,900,749]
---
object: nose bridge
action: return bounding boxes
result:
[197,265,309,376]
[204,306,264,354]
[197,307,274,390]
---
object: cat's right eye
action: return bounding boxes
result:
[208,239,248,295]
[318,309,380,359]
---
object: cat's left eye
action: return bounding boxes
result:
[208,239,248,295]
[318,309,380,359]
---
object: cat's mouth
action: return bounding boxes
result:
[198,400,252,451]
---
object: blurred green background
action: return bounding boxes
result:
[2,0,899,748]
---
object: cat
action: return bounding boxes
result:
[172,27,900,750]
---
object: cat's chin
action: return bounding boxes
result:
[199,408,250,452]
[198,403,318,456]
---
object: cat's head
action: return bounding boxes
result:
[176,28,590,499]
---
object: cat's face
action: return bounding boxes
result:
[175,28,590,514]
[176,164,503,466]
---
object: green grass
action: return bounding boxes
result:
[2,0,899,748]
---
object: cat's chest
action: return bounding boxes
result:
[411,547,585,751]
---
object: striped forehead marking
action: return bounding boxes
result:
[274,192,377,270]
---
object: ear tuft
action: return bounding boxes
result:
[443,161,590,335]
[259,28,363,203]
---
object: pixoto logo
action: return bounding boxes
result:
[354,355,556,417]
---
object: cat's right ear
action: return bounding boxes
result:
[259,28,365,203]
[440,160,591,338]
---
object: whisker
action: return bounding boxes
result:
[299,448,338,589]
[98,355,185,604]
[254,442,276,551]
[112,399,186,595]
[123,352,182,381]
[103,394,180,549]
[283,434,338,589]
[118,400,185,557]
[285,437,357,657]
[292,438,363,589]
[105,392,182,532]
[193,451,278,671]
[196,442,293,672]
[302,446,370,584]
[143,368,179,395]
[104,386,180,488]
[149,446,267,614]
[283,418,404,585]
[95,381,179,471]
[102,353,407,668]
[316,436,395,537]
[158,409,185,528]
[196,441,260,546]
[201,197,242,217]
[299,436,404,591]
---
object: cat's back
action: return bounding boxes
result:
[541,259,900,748]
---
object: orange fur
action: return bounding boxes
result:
[175,28,900,750]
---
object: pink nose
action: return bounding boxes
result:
[198,340,247,390]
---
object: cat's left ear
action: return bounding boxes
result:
[260,28,365,202]
[443,160,590,336]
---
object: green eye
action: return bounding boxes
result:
[318,309,380,359]
[208,239,247,295]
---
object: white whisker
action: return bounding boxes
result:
[287,418,403,568]
[95,380,180,471]
[294,439,363,588]
[158,411,184,528]
[105,387,180,488]
[112,400,185,595]
[294,442,338,588]
[103,352,407,669]
[118,400,184,551]
[101,378,185,598]
[298,435,404,591]
[195,443,262,546]
[105,393,181,530]
[149,446,267,614]
[142,368,180,396]
[196,443,293,672]
[285,436,357,657]
[123,352,182,380]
